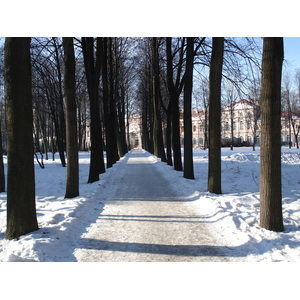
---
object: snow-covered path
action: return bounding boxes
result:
[75,149,229,262]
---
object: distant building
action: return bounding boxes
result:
[84,100,300,150]
[221,99,260,147]
[127,114,142,148]
[179,99,260,148]
[281,110,300,146]
[178,99,300,148]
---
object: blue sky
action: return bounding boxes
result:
[284,37,300,71]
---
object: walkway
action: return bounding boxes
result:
[76,149,229,262]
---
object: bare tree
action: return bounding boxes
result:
[82,37,105,182]
[260,37,284,232]
[5,37,38,239]
[63,37,79,198]
[166,37,185,171]
[0,121,5,192]
[31,38,67,166]
[183,37,195,179]
[208,37,224,194]
[152,37,166,162]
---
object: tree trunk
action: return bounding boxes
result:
[166,37,183,171]
[82,37,105,183]
[183,37,195,180]
[103,37,116,168]
[52,38,66,167]
[0,121,5,192]
[208,37,224,194]
[230,102,234,151]
[260,37,284,232]
[152,37,166,162]
[63,37,79,198]
[166,102,173,166]
[108,38,120,163]
[5,37,38,240]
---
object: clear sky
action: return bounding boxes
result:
[284,37,300,71]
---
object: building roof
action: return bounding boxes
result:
[223,99,258,111]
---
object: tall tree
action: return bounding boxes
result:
[63,37,79,198]
[0,121,5,192]
[183,37,195,179]
[208,37,224,194]
[52,38,67,167]
[166,37,185,171]
[31,38,67,166]
[102,37,118,168]
[82,37,105,183]
[137,38,153,153]
[260,37,284,232]
[5,37,38,239]
[152,37,166,162]
[108,38,120,163]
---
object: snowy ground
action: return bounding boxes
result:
[1,147,300,261]
[1,146,299,297]
[75,148,230,262]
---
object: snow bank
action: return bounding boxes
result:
[153,146,300,262]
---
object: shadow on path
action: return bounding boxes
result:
[81,238,229,257]
[80,236,300,259]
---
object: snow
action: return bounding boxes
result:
[1,147,300,261]
[0,147,299,297]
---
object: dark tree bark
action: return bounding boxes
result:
[260,37,284,232]
[63,37,79,198]
[166,37,184,171]
[116,84,128,157]
[52,38,67,167]
[208,37,224,194]
[102,37,117,168]
[140,53,153,153]
[183,37,195,179]
[166,101,173,166]
[152,37,166,162]
[108,38,120,163]
[82,37,105,183]
[0,121,5,192]
[5,37,38,240]
[141,80,153,152]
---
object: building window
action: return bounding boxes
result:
[193,125,197,132]
[225,122,229,131]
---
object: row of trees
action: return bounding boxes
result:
[3,37,136,239]
[3,37,284,240]
[136,37,263,174]
[135,37,284,232]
